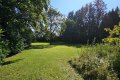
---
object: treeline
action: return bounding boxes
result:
[34,0,120,44]
[35,7,65,42]
[61,0,120,43]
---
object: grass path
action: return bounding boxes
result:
[0,43,83,80]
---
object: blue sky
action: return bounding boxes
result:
[51,0,120,16]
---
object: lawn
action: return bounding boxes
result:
[0,43,83,80]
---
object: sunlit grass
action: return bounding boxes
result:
[0,43,83,80]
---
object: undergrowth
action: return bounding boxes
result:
[70,44,120,80]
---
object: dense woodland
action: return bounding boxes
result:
[0,0,120,80]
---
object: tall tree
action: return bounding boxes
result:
[62,0,107,43]
[47,7,64,41]
[0,0,50,54]
[94,0,106,25]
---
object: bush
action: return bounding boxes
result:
[112,46,120,78]
[103,22,120,45]
[103,38,120,45]
[70,45,119,80]
[0,42,8,65]
[8,33,25,55]
[0,29,8,65]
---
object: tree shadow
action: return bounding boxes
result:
[2,59,24,66]
[68,60,82,77]
[50,42,82,48]
[29,45,56,49]
[27,42,84,50]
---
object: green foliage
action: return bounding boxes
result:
[70,45,120,80]
[60,21,67,36]
[8,34,24,54]
[0,0,50,55]
[47,7,64,41]
[103,38,120,45]
[112,45,120,78]
[0,29,8,65]
[62,0,107,43]
[35,7,66,42]
[0,29,4,65]
[103,22,120,45]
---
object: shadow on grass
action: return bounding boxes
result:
[50,42,82,48]
[29,45,56,49]
[2,59,23,66]
[27,42,84,50]
[68,60,92,80]
[68,60,82,75]
[68,60,75,68]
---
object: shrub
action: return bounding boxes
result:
[70,45,119,80]
[112,45,120,78]
[0,41,8,65]
[103,38,120,45]
[103,22,120,45]
[8,33,25,55]
[0,29,8,65]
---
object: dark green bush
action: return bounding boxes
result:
[0,41,8,65]
[70,45,119,80]
[8,33,25,55]
[0,29,8,65]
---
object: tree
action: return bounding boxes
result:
[100,7,120,40]
[62,0,107,43]
[68,11,74,20]
[62,19,78,43]
[94,0,106,25]
[59,20,67,36]
[0,0,50,54]
[47,7,64,41]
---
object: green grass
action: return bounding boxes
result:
[0,43,83,80]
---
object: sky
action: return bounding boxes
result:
[51,0,120,16]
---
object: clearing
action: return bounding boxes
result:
[0,43,83,80]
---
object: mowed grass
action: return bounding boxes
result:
[0,43,83,80]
